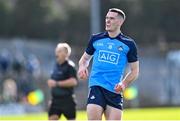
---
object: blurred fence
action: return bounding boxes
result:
[0,39,180,114]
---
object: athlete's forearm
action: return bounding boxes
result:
[79,52,92,68]
[57,78,77,87]
[121,71,138,87]
[121,61,139,88]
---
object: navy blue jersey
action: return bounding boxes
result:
[50,60,77,97]
[86,32,138,93]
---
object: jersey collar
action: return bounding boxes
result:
[57,60,68,67]
[105,31,123,39]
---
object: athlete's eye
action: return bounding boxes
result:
[106,16,115,20]
[110,17,115,20]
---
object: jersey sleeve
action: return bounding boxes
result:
[127,41,138,63]
[85,36,95,55]
[50,65,56,80]
[68,66,77,79]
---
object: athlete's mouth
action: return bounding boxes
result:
[106,24,111,27]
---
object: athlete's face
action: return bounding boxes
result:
[55,47,68,64]
[105,11,123,32]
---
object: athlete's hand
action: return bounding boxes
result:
[47,79,57,88]
[114,82,126,93]
[78,66,89,81]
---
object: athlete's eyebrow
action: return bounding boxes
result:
[106,16,116,19]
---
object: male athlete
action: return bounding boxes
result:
[78,8,139,120]
[47,43,77,120]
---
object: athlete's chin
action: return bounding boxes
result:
[105,27,111,32]
[106,29,113,33]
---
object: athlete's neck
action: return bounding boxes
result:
[108,29,121,38]
[58,59,67,65]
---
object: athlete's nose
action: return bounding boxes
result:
[106,17,110,23]
[106,19,110,25]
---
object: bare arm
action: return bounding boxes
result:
[122,61,139,86]
[78,52,92,80]
[47,78,77,88]
[79,52,92,68]
[57,77,77,87]
[115,61,139,92]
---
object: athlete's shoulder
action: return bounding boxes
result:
[120,33,135,42]
[67,60,77,74]
[67,60,76,68]
[91,32,108,39]
[119,33,138,50]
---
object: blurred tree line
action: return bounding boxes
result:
[0,0,90,45]
[0,0,180,46]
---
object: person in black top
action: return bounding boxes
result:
[47,43,78,120]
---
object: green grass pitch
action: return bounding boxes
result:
[0,107,180,120]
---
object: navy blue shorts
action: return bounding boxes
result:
[87,86,123,110]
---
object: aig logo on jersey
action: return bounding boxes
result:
[98,50,120,64]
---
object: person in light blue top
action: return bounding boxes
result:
[78,8,139,120]
[86,31,137,93]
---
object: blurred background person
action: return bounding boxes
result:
[0,49,11,77]
[47,43,78,120]
[2,79,17,102]
[25,54,41,78]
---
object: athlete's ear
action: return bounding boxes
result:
[118,19,124,26]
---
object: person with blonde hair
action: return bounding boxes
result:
[47,43,77,120]
[3,79,17,102]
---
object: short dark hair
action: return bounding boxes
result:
[109,8,126,20]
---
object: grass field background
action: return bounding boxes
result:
[0,107,180,120]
